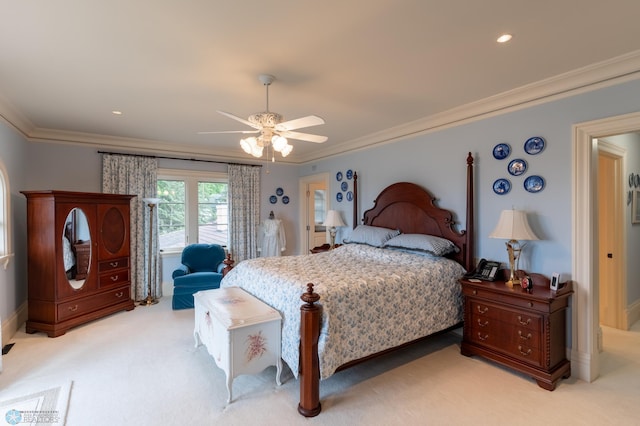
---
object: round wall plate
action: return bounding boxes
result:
[508,159,527,176]
[493,143,511,160]
[493,178,511,195]
[524,175,545,193]
[524,136,545,155]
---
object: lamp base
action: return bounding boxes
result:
[138,296,159,306]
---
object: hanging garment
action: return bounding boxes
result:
[258,218,286,257]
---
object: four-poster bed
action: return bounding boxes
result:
[221,153,475,416]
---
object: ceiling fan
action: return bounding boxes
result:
[199,74,327,159]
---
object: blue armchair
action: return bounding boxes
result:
[172,244,233,310]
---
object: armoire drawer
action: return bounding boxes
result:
[58,286,131,321]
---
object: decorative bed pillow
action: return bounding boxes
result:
[383,233,459,256]
[343,225,400,247]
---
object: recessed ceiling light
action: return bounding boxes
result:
[497,34,512,43]
[112,110,123,115]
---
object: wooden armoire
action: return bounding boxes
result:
[21,190,136,337]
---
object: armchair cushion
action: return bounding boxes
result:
[171,244,227,310]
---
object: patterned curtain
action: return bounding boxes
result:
[102,154,159,301]
[228,164,260,263]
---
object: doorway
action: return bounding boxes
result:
[298,173,329,254]
[574,110,640,383]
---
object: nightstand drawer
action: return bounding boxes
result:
[470,301,542,332]
[468,322,542,367]
[464,286,549,312]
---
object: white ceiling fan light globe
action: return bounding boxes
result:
[280,143,293,157]
[251,143,264,158]
[240,138,253,154]
[271,135,288,152]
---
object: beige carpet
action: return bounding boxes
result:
[0,381,71,425]
[0,298,638,425]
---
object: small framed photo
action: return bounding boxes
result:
[550,273,560,291]
[633,190,640,224]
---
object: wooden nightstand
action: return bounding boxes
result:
[459,271,573,390]
[309,243,341,254]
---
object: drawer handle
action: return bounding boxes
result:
[110,261,119,268]
[115,291,124,298]
[477,319,489,327]
[518,331,532,340]
[518,345,532,356]
[528,302,534,308]
[472,290,477,295]
[68,305,78,312]
[477,332,488,341]
[517,315,531,326]
[476,305,489,314]
[110,275,119,282]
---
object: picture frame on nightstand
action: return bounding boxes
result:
[550,273,560,291]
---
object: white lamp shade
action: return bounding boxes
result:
[142,197,162,205]
[323,210,346,227]
[489,209,539,241]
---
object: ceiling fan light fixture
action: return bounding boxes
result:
[272,135,288,152]
[280,143,293,157]
[240,138,253,154]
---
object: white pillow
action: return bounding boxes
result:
[343,225,400,247]
[383,233,459,256]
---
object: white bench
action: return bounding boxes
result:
[193,287,282,403]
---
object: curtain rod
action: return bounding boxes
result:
[97,150,262,167]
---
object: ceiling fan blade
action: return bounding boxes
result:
[276,115,325,131]
[279,130,328,143]
[197,130,260,135]
[217,110,260,129]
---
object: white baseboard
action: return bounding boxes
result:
[626,299,640,329]
[2,301,27,347]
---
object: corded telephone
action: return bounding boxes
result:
[466,258,500,281]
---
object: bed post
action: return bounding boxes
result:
[298,283,322,417]
[353,171,358,229]
[465,152,475,272]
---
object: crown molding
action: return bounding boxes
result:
[3,50,640,165]
[296,50,640,163]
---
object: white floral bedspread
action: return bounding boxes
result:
[220,244,465,380]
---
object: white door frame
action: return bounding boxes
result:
[573,110,640,382]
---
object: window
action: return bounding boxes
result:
[157,170,228,250]
[0,159,11,269]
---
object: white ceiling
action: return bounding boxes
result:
[1,0,640,163]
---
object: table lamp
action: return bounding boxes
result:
[323,210,346,249]
[489,209,539,287]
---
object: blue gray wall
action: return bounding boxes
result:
[1,78,640,330]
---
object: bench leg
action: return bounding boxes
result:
[226,373,233,403]
[275,358,283,386]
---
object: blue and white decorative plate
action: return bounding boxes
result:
[269,195,277,204]
[346,191,353,201]
[336,171,343,181]
[282,195,290,204]
[493,178,511,195]
[508,158,527,176]
[341,181,348,192]
[346,169,353,180]
[524,175,545,193]
[493,143,511,160]
[336,192,343,202]
[276,187,284,196]
[524,137,545,155]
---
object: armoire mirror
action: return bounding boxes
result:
[62,208,91,289]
